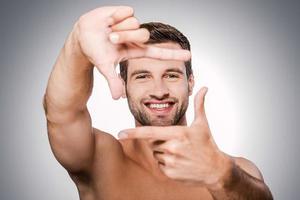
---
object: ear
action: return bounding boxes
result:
[188,74,195,96]
[119,74,127,98]
[122,86,126,98]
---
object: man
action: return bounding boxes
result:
[43,6,273,199]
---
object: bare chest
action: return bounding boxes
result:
[77,161,212,200]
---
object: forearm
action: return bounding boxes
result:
[44,26,94,116]
[209,160,273,200]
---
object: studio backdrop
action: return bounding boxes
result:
[0,0,299,199]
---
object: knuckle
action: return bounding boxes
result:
[176,129,188,140]
[166,156,177,167]
[162,167,170,176]
[129,17,140,28]
[163,168,175,179]
[199,130,210,142]
[77,14,89,29]
[128,7,135,16]
[76,17,85,32]
[72,21,86,44]
[124,17,140,29]
[105,16,115,27]
[166,143,179,155]
[76,15,95,35]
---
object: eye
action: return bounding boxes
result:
[135,74,150,79]
[165,73,180,79]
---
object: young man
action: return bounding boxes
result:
[43,6,273,200]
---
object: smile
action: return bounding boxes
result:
[144,101,176,115]
[149,103,170,109]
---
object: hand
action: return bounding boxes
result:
[118,87,232,188]
[73,6,191,99]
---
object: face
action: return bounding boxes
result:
[124,42,194,126]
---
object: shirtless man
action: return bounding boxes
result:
[43,6,273,199]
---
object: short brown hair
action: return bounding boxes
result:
[119,22,192,82]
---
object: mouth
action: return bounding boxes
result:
[143,101,176,115]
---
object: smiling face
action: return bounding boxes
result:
[125,42,194,126]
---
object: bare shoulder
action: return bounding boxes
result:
[69,128,127,183]
[232,156,264,181]
[93,127,125,159]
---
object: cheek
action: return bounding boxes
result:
[169,83,189,97]
[126,85,146,102]
[127,82,153,96]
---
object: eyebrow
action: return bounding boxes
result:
[130,70,151,78]
[129,68,184,79]
[165,68,184,74]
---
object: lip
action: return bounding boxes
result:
[143,101,176,115]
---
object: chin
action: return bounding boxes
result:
[147,116,176,126]
[133,108,186,126]
[149,120,173,126]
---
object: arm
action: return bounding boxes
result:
[43,6,192,174]
[43,27,95,173]
[118,88,273,199]
[208,156,273,200]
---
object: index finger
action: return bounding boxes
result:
[118,126,184,140]
[144,46,191,61]
[125,45,192,61]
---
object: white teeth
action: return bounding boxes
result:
[149,103,170,109]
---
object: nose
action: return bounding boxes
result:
[149,79,169,100]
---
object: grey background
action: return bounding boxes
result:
[0,0,299,199]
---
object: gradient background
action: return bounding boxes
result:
[0,0,299,199]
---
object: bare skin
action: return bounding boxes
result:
[43,6,273,200]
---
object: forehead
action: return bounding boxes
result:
[127,42,185,74]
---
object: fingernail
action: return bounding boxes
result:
[118,131,128,139]
[109,33,119,44]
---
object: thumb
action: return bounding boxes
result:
[97,63,123,100]
[194,87,208,121]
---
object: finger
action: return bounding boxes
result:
[193,87,208,121]
[144,46,191,61]
[154,153,177,168]
[124,45,191,61]
[109,6,134,25]
[152,144,166,153]
[97,64,124,100]
[153,151,165,165]
[109,28,150,44]
[163,155,177,167]
[152,140,184,156]
[111,17,139,31]
[150,140,179,156]
[150,139,165,147]
[118,126,184,140]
